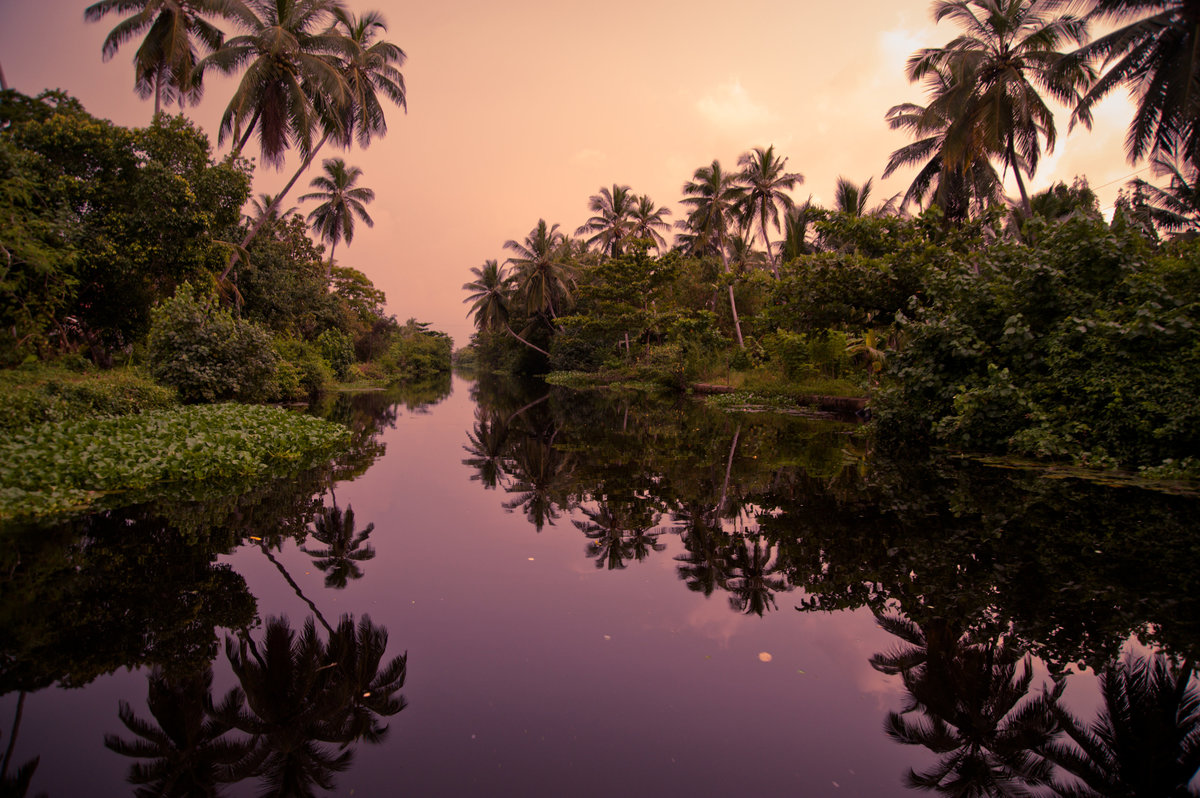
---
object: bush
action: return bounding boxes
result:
[272,337,333,399]
[0,364,176,432]
[316,328,355,380]
[147,283,277,403]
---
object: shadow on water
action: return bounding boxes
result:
[462,377,1200,794]
[4,375,1200,795]
[0,388,419,797]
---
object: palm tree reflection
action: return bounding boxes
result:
[301,505,376,590]
[104,667,258,797]
[871,612,1058,795]
[576,501,666,570]
[223,614,407,797]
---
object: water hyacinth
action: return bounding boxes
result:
[0,404,351,520]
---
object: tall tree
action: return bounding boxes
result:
[299,157,374,276]
[677,159,746,347]
[504,219,576,322]
[575,183,636,257]
[1068,0,1200,167]
[884,62,1004,220]
[833,176,901,217]
[906,0,1091,218]
[629,194,672,253]
[735,145,802,275]
[1131,154,1200,234]
[84,0,232,117]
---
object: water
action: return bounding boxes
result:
[2,374,1197,797]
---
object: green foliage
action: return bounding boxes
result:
[0,364,176,433]
[236,214,338,338]
[0,403,351,519]
[876,216,1200,470]
[1,92,252,358]
[272,336,333,398]
[317,328,356,380]
[376,318,453,380]
[147,283,277,403]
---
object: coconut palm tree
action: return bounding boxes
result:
[201,0,349,167]
[504,219,577,322]
[677,159,747,347]
[223,617,353,796]
[323,614,408,747]
[884,62,1005,220]
[245,192,298,226]
[462,259,512,333]
[833,176,902,218]
[575,184,636,257]
[299,157,374,276]
[735,145,802,275]
[216,4,407,279]
[1068,0,1200,167]
[84,0,233,117]
[629,194,672,252]
[872,612,1060,795]
[1038,652,1200,797]
[724,535,788,616]
[1130,154,1200,234]
[906,0,1092,218]
[777,198,818,261]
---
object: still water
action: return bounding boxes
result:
[2,374,1198,797]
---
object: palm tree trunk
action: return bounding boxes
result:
[259,541,334,636]
[327,238,337,281]
[221,131,332,282]
[719,249,745,349]
[505,323,550,356]
[1007,137,1032,219]
[717,423,741,519]
[0,61,8,91]
[1,691,27,780]
[234,107,264,157]
[153,68,162,120]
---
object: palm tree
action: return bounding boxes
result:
[736,145,802,275]
[300,503,376,589]
[777,198,818,261]
[214,3,406,279]
[329,7,407,149]
[884,63,1004,220]
[201,0,348,167]
[575,184,636,257]
[677,159,747,347]
[629,194,672,252]
[1130,154,1200,234]
[299,157,374,276]
[245,192,298,226]
[504,219,577,321]
[833,176,901,218]
[104,666,259,797]
[323,614,408,747]
[724,535,788,616]
[462,259,512,333]
[84,0,232,117]
[1068,1,1200,167]
[906,0,1092,218]
[1038,652,1200,797]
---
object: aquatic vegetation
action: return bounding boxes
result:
[0,404,351,520]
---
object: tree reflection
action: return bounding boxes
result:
[1,692,45,798]
[501,436,575,531]
[1039,653,1200,797]
[576,501,666,570]
[724,535,787,616]
[871,612,1058,795]
[462,409,510,490]
[301,504,376,590]
[674,504,728,597]
[104,667,258,798]
[223,613,406,797]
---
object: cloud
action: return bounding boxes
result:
[695,79,776,133]
[572,148,607,166]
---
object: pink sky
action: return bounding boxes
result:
[0,1,1145,347]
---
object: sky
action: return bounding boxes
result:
[0,0,1147,348]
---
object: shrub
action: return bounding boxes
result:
[272,337,333,399]
[147,283,277,403]
[0,364,175,432]
[316,328,355,380]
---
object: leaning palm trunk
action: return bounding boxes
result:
[505,323,549,356]
[220,131,333,282]
[721,251,744,348]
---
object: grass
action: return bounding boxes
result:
[0,362,176,433]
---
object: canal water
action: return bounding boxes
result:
[2,374,1197,796]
